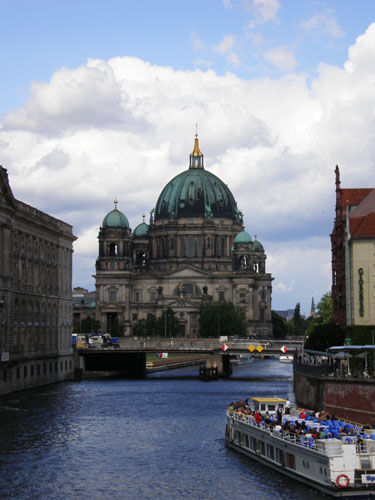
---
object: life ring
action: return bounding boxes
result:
[336,474,350,488]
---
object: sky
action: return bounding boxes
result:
[1,0,375,315]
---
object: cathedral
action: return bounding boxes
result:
[95,134,273,338]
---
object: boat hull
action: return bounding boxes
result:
[226,413,375,498]
[226,438,375,498]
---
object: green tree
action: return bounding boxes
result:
[316,292,333,324]
[110,318,125,337]
[157,308,181,337]
[271,311,288,339]
[304,323,345,351]
[293,302,302,325]
[73,316,101,333]
[133,314,157,337]
[198,301,247,338]
[287,302,307,336]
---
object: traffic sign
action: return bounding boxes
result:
[280,345,288,353]
[221,344,228,352]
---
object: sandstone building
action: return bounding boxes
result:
[331,166,375,327]
[95,135,273,337]
[0,166,76,395]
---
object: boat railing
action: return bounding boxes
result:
[229,410,346,455]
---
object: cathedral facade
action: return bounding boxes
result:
[95,135,273,338]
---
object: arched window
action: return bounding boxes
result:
[109,243,118,256]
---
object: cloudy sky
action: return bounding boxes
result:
[1,1,375,315]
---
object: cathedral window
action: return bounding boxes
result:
[219,291,225,301]
[109,290,117,302]
[135,291,141,303]
[150,291,157,303]
[109,243,118,256]
[187,236,195,257]
[239,293,245,303]
[180,237,186,257]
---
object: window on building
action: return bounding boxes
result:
[219,291,225,301]
[239,293,245,303]
[191,313,198,327]
[135,291,140,303]
[132,313,138,321]
[260,309,265,322]
[109,290,117,302]
[150,291,157,303]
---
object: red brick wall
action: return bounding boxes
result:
[324,379,375,426]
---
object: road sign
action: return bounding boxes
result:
[256,345,263,352]
[280,345,288,353]
[221,344,228,352]
[248,345,255,352]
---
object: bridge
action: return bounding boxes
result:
[76,338,303,378]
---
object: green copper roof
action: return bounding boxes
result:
[133,221,149,238]
[102,208,129,229]
[155,136,241,221]
[253,239,264,252]
[234,230,252,244]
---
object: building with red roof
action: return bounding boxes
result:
[331,166,375,327]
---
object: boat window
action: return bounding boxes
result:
[285,453,296,470]
[276,449,284,466]
[250,437,257,451]
[268,404,276,411]
[260,441,266,456]
[244,434,249,448]
[267,444,275,461]
[261,404,266,411]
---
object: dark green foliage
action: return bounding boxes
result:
[109,318,125,337]
[198,301,247,338]
[346,325,375,345]
[271,311,288,339]
[132,308,180,337]
[287,302,308,336]
[73,316,101,333]
[304,323,345,351]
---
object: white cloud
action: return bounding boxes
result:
[1,23,375,310]
[300,11,345,39]
[213,35,236,55]
[222,0,233,10]
[263,46,297,71]
[244,0,280,25]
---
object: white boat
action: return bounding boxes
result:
[231,354,254,365]
[279,354,294,363]
[226,397,375,497]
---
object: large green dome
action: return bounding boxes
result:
[102,205,129,229]
[155,136,242,221]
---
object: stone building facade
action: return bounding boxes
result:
[0,166,76,396]
[95,135,273,337]
[331,166,375,327]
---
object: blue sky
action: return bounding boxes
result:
[1,0,375,315]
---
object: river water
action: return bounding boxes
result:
[0,358,326,500]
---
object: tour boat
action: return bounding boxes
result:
[231,354,254,365]
[279,354,294,363]
[226,397,375,497]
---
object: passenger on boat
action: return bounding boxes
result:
[255,411,262,425]
[299,410,307,419]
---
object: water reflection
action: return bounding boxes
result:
[0,359,322,500]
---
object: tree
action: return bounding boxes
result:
[110,318,125,337]
[293,302,302,325]
[157,308,181,337]
[287,302,307,336]
[198,301,247,338]
[132,309,181,337]
[316,292,333,324]
[304,323,345,351]
[271,311,288,339]
[73,316,101,333]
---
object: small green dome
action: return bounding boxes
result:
[102,208,129,229]
[133,221,149,238]
[253,239,264,252]
[234,230,252,244]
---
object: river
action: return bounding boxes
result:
[0,358,326,500]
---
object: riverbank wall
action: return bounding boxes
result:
[293,361,375,426]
